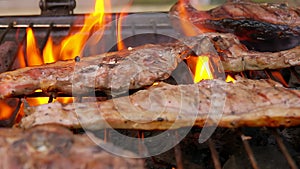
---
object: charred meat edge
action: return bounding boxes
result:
[169,0,300,51]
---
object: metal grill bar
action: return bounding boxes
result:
[0,23,12,43]
[240,133,260,169]
[208,138,222,169]
[40,23,53,51]
[174,131,183,169]
[272,129,299,169]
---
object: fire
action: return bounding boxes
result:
[26,27,43,66]
[26,97,74,106]
[177,0,199,36]
[16,44,26,68]
[177,0,212,36]
[43,37,58,63]
[14,0,116,107]
[226,75,236,83]
[116,0,133,50]
[192,56,214,83]
[270,71,288,87]
[0,100,14,120]
[16,0,112,67]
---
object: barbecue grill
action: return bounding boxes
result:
[0,0,299,168]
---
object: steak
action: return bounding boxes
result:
[0,41,17,73]
[0,42,191,99]
[0,125,144,169]
[1,33,300,99]
[20,78,300,130]
[169,0,300,52]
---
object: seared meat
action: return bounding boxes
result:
[169,0,300,52]
[0,41,17,73]
[0,125,144,169]
[0,42,190,99]
[20,78,300,130]
[202,33,300,72]
[1,33,300,99]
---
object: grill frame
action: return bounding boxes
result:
[0,9,299,169]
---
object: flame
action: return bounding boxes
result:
[26,97,74,106]
[116,0,133,50]
[59,0,109,60]
[43,36,58,63]
[26,28,44,66]
[26,97,50,106]
[226,75,236,83]
[177,0,199,36]
[16,0,111,67]
[0,100,14,120]
[55,97,74,104]
[192,56,214,83]
[16,44,26,68]
[270,71,289,87]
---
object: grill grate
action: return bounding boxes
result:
[0,12,299,169]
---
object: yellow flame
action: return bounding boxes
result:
[225,75,236,83]
[193,56,213,83]
[43,36,57,63]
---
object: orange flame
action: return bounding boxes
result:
[178,0,199,36]
[270,71,289,87]
[14,0,112,108]
[59,0,109,60]
[16,0,111,67]
[0,100,14,120]
[43,36,58,63]
[26,97,74,106]
[226,75,236,83]
[192,56,214,83]
[117,0,133,51]
[26,27,44,66]
[16,44,26,68]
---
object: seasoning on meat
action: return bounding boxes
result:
[20,78,300,130]
[1,33,300,99]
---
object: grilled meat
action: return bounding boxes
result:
[1,33,300,99]
[193,33,300,72]
[0,125,144,169]
[169,0,300,52]
[0,41,17,73]
[0,42,190,99]
[20,78,300,130]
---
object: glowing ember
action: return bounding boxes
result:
[193,56,213,83]
[226,75,236,83]
[0,100,14,120]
